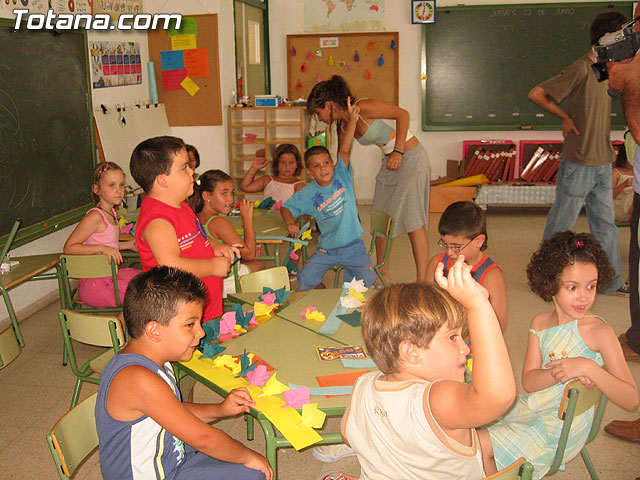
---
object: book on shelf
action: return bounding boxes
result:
[463,149,483,177]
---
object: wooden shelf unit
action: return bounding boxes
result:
[228,106,309,195]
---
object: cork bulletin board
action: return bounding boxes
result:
[147,14,222,126]
[287,32,398,105]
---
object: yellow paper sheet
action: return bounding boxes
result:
[171,34,197,50]
[180,76,200,96]
[302,403,326,428]
[263,372,289,395]
[181,352,322,450]
[254,301,276,317]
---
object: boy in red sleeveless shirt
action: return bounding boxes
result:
[426,201,507,332]
[130,136,237,322]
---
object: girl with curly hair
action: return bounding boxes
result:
[478,231,638,478]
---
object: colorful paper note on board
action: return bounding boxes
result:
[180,77,200,97]
[160,50,184,70]
[183,48,210,77]
[171,34,197,50]
[168,16,198,37]
[161,68,187,90]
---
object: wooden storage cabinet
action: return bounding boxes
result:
[228,106,308,194]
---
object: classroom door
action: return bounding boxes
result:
[234,0,270,98]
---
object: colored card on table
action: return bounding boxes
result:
[316,370,369,398]
[316,345,367,362]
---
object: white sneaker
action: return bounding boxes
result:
[311,444,356,463]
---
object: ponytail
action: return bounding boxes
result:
[188,169,232,214]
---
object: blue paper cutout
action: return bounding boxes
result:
[232,303,254,328]
[199,317,221,348]
[236,349,258,377]
[201,341,226,359]
[378,54,384,67]
[160,50,185,71]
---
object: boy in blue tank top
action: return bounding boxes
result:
[95,266,272,480]
[426,201,507,332]
[281,97,377,290]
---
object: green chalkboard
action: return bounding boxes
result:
[421,2,633,131]
[0,21,94,248]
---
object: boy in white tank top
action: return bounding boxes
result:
[341,256,515,479]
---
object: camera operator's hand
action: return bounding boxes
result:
[608,49,640,144]
[608,49,640,92]
[562,117,580,138]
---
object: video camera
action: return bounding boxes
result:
[592,20,640,81]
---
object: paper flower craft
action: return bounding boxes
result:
[263,372,290,396]
[213,354,242,375]
[282,385,310,409]
[200,317,221,347]
[232,303,255,329]
[305,309,326,322]
[289,250,299,261]
[300,306,317,318]
[257,197,276,209]
[236,349,258,378]
[348,278,367,293]
[272,200,283,210]
[301,403,326,428]
[254,301,276,317]
[201,341,225,359]
[120,223,134,234]
[263,286,290,304]
[219,311,237,336]
[293,229,313,251]
[259,291,277,306]
[247,364,270,386]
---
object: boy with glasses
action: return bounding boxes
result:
[426,201,507,332]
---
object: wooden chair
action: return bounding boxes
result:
[239,266,290,293]
[47,392,98,479]
[545,379,608,479]
[332,210,394,288]
[58,254,123,314]
[58,309,126,408]
[485,457,534,479]
[0,325,21,370]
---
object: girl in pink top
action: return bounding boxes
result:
[63,162,140,308]
[241,144,305,203]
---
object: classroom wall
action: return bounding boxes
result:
[269,0,624,194]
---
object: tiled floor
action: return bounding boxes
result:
[1,206,639,479]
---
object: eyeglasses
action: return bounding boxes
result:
[437,237,476,253]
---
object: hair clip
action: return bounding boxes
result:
[99,164,109,173]
[574,240,584,247]
[195,178,201,186]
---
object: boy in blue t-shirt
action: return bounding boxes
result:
[281,98,376,290]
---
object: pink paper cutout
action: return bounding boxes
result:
[248,312,259,327]
[261,291,277,306]
[120,223,133,234]
[220,311,237,335]
[300,306,317,317]
[272,200,283,210]
[247,364,270,386]
[282,385,311,408]
[289,250,299,261]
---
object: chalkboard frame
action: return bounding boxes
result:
[420,2,634,131]
[0,18,95,251]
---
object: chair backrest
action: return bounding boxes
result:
[0,326,21,369]
[369,210,394,257]
[548,379,607,476]
[484,457,534,479]
[239,266,290,293]
[47,392,98,479]
[60,309,126,349]
[60,254,117,279]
